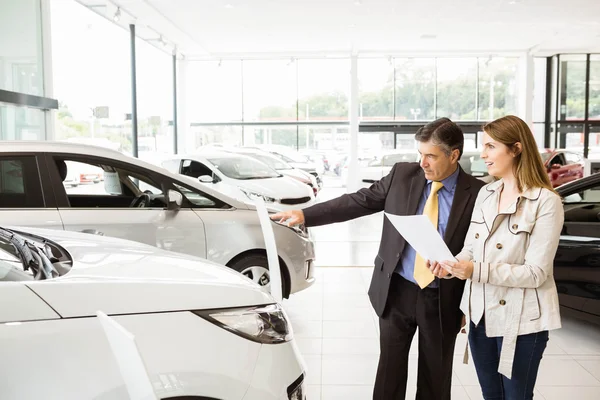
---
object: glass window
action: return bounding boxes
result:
[207,156,280,180]
[245,125,299,149]
[395,58,435,120]
[190,125,242,150]
[559,55,587,121]
[590,56,600,121]
[0,0,44,96]
[358,58,393,121]
[187,60,243,123]
[436,58,477,120]
[0,105,45,140]
[382,153,419,166]
[243,60,297,122]
[533,58,547,123]
[135,38,174,160]
[51,0,131,153]
[478,57,519,120]
[0,156,44,208]
[298,59,349,121]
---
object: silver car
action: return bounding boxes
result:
[0,141,316,297]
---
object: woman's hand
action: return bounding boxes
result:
[428,260,450,278]
[440,260,474,280]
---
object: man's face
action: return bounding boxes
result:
[417,140,459,182]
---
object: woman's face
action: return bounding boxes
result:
[481,131,517,179]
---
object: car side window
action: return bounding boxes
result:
[53,157,166,209]
[0,157,44,208]
[563,181,600,238]
[550,154,567,166]
[181,160,213,178]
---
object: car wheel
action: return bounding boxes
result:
[229,254,288,296]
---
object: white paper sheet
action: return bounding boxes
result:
[384,213,456,263]
[97,311,157,400]
[254,198,283,302]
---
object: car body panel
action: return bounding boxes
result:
[555,173,600,324]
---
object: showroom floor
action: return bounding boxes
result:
[284,182,600,399]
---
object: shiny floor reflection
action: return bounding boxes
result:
[283,267,600,400]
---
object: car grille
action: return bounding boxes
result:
[280,196,311,205]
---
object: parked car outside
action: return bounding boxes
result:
[162,150,316,210]
[0,141,316,297]
[0,226,306,399]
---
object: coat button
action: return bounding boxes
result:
[512,224,518,230]
[475,233,479,239]
[387,273,391,279]
[496,243,503,249]
[396,253,400,258]
[499,300,506,306]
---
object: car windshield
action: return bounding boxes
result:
[246,153,293,170]
[207,156,281,180]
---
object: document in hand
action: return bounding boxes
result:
[384,213,456,263]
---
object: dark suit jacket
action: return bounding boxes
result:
[303,162,485,333]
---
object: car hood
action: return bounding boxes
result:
[278,168,312,182]
[287,162,317,173]
[237,176,312,200]
[16,227,274,318]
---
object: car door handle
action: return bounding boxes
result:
[80,229,105,236]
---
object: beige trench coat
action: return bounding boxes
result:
[455,179,564,378]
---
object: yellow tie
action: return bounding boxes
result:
[414,181,444,289]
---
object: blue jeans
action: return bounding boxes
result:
[469,317,548,400]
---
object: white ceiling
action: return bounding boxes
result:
[77,0,600,58]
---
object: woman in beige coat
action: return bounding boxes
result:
[433,115,564,400]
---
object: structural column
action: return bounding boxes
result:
[518,52,534,127]
[41,0,55,140]
[177,58,189,153]
[347,54,359,193]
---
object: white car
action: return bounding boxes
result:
[161,150,316,210]
[0,141,315,297]
[256,146,323,190]
[220,147,320,197]
[342,151,419,187]
[0,226,306,400]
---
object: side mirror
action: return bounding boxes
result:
[167,190,183,210]
[198,175,215,183]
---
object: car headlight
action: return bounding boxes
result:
[241,189,277,203]
[193,303,293,344]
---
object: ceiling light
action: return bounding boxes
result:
[354,0,362,5]
[113,7,121,22]
[225,3,234,8]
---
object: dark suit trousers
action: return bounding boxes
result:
[374,274,457,400]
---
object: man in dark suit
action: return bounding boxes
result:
[271,118,485,400]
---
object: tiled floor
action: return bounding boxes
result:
[292,182,600,399]
[283,267,600,400]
